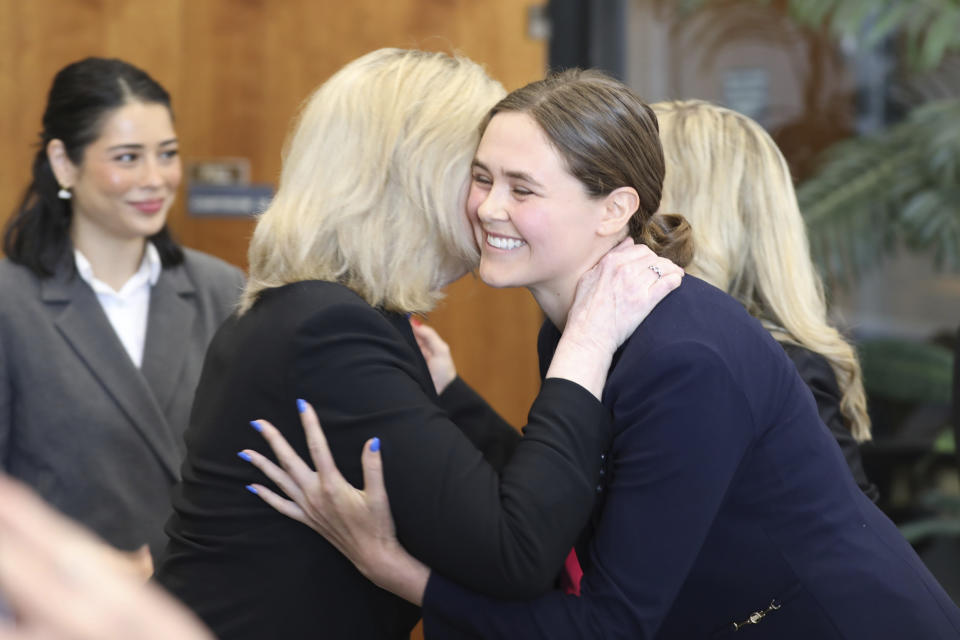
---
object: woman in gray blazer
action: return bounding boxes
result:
[0,58,244,564]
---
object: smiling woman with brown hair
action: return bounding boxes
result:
[0,57,244,567]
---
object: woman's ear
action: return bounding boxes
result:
[46,139,77,190]
[597,187,639,237]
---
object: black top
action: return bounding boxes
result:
[154,280,611,639]
[780,343,879,502]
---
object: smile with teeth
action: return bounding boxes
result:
[485,233,527,251]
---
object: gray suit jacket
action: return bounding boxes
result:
[0,248,244,557]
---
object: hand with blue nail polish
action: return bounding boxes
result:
[241,399,429,605]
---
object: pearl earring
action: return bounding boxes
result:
[57,187,72,200]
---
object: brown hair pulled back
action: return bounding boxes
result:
[481,68,693,267]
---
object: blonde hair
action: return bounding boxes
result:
[653,100,870,441]
[240,49,505,313]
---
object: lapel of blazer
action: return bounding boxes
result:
[140,263,196,421]
[41,262,182,480]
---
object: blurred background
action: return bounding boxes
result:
[1,0,958,617]
[613,0,960,604]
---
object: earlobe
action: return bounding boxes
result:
[597,187,639,237]
[46,139,77,190]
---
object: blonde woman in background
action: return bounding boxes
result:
[652,99,876,500]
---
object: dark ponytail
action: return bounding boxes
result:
[3,57,183,277]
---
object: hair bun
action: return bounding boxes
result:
[641,211,694,268]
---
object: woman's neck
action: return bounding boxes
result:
[70,225,147,292]
[529,280,577,332]
[530,235,624,331]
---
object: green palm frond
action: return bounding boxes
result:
[798,99,960,284]
[782,0,960,70]
[659,0,960,72]
[653,0,960,285]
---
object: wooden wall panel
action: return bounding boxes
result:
[0,2,18,218]
[173,0,274,263]
[1,0,547,432]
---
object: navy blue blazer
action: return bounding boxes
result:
[422,276,960,639]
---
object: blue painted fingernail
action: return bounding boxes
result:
[370,437,380,453]
[245,485,258,495]
[297,398,307,413]
[250,420,262,432]
[237,451,251,462]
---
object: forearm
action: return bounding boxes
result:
[299,306,610,598]
[545,328,613,400]
[362,541,430,607]
[390,377,611,598]
[437,376,520,470]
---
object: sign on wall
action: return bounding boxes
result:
[187,158,273,217]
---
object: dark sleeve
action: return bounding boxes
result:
[294,304,611,599]
[421,342,756,639]
[437,377,521,471]
[783,345,879,502]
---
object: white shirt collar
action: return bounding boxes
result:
[75,242,162,294]
[73,243,161,368]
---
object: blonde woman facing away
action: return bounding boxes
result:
[652,99,877,500]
